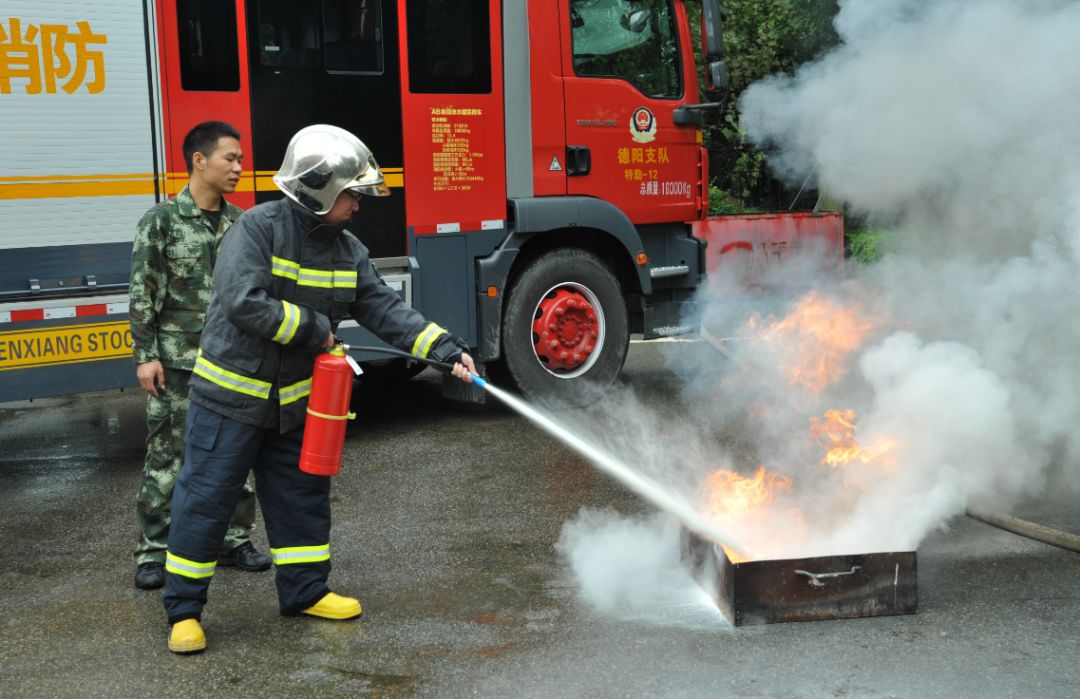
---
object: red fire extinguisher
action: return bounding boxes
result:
[299,344,357,476]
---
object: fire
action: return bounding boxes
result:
[694,293,897,563]
[809,408,896,467]
[697,411,898,562]
[749,291,879,393]
[701,465,804,563]
[722,545,747,564]
[704,465,792,521]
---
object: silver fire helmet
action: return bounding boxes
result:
[272,124,390,215]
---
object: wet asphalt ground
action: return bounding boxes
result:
[1,341,1078,698]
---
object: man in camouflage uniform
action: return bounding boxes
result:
[130,121,270,590]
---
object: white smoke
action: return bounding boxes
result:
[555,509,729,628]
[738,0,1080,504]
[560,0,1080,614]
[742,0,1080,254]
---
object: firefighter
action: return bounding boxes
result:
[129,121,270,591]
[163,124,476,654]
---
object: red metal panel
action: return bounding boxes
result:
[75,304,108,317]
[398,0,507,237]
[559,0,702,224]
[155,0,256,208]
[528,0,567,196]
[693,212,845,288]
[10,309,45,322]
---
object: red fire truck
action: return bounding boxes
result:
[0,1,812,405]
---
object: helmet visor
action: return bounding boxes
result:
[351,154,391,197]
[351,183,391,198]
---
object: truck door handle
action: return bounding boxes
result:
[566,145,591,176]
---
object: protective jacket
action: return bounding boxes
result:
[190,198,465,433]
[129,186,242,368]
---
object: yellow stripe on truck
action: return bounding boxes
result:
[0,321,132,371]
[0,169,404,200]
[0,179,158,200]
[0,172,205,200]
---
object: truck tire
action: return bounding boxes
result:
[502,248,629,406]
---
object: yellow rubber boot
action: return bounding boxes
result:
[301,592,362,620]
[168,619,207,654]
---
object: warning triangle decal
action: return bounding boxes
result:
[549,155,563,172]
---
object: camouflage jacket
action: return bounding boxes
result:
[129,186,243,370]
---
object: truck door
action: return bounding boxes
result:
[560,0,701,225]
[159,0,256,207]
[397,0,506,346]
[245,0,405,257]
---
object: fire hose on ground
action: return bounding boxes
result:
[966,510,1080,554]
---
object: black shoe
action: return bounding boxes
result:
[218,542,272,572]
[135,562,165,590]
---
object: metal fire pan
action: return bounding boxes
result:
[681,528,917,626]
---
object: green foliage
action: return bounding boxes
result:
[689,0,841,211]
[846,229,893,264]
[708,184,763,215]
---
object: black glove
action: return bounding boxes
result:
[435,336,470,369]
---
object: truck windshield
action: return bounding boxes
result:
[570,0,681,99]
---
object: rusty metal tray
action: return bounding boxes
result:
[681,528,918,626]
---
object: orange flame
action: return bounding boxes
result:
[702,466,803,563]
[722,545,747,564]
[809,409,896,467]
[704,465,792,521]
[750,291,878,393]
[697,293,894,563]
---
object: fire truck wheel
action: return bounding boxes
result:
[502,248,628,407]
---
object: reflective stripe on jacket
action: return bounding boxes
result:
[189,198,464,432]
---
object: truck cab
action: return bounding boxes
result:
[0,0,729,405]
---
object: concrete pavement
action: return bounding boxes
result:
[1,341,1077,698]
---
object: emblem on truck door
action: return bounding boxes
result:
[630,107,657,143]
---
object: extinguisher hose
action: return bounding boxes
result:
[340,343,486,387]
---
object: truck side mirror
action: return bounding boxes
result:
[706,59,729,104]
[701,0,725,60]
[701,0,728,104]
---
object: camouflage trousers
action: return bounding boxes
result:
[134,367,258,565]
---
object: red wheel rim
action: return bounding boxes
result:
[532,286,601,373]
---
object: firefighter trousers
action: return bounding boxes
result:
[135,367,258,566]
[163,401,332,623]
